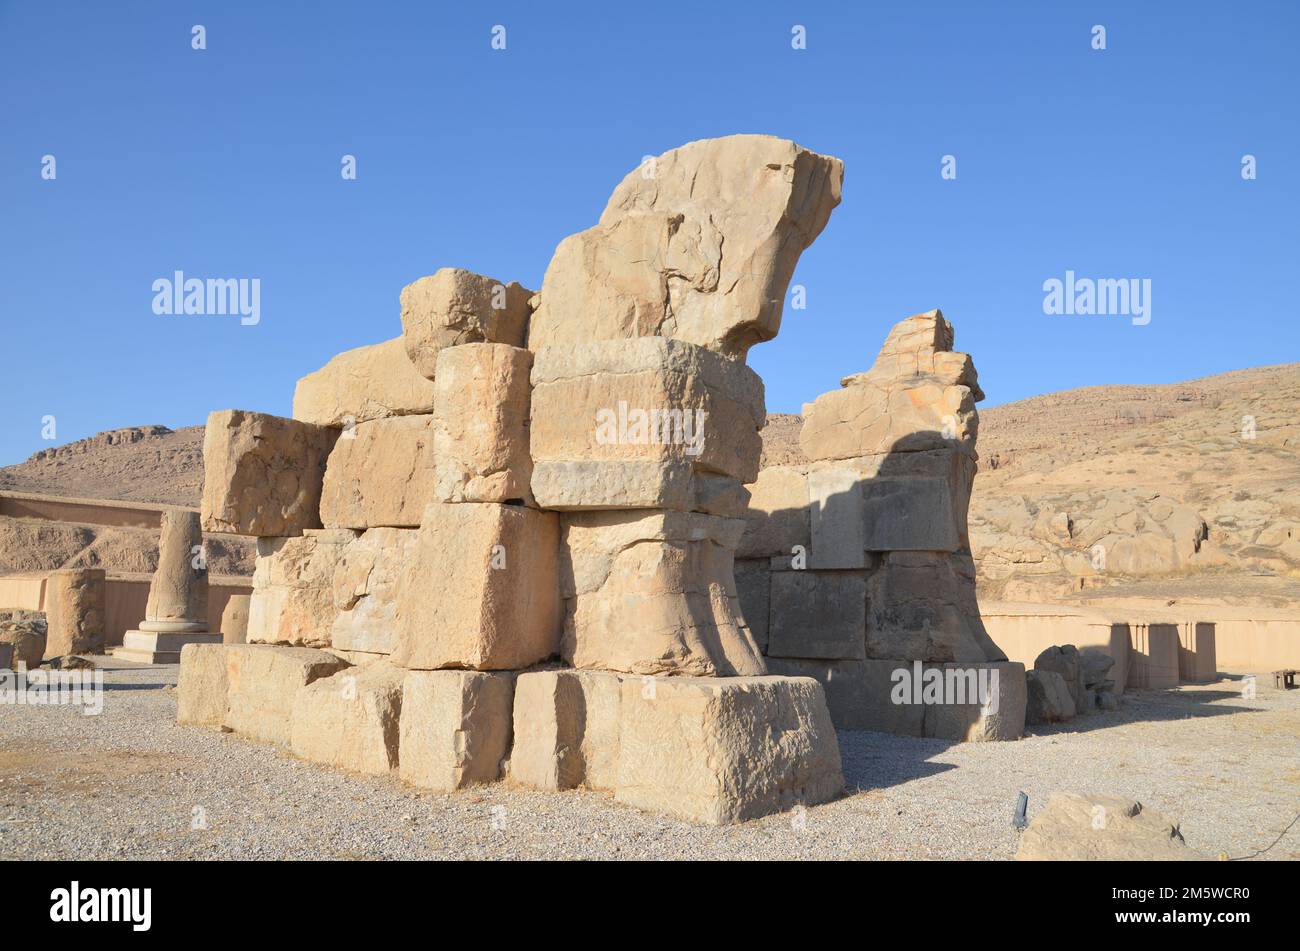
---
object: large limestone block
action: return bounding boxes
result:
[860,476,961,553]
[176,643,231,727]
[330,527,417,655]
[509,669,623,792]
[767,570,867,660]
[1025,668,1077,724]
[737,465,810,558]
[528,135,843,359]
[866,551,1006,663]
[920,661,1026,741]
[800,310,981,463]
[201,410,338,537]
[247,529,358,648]
[391,503,560,670]
[399,268,532,379]
[765,657,925,735]
[530,339,765,508]
[560,510,766,677]
[319,415,437,529]
[43,568,105,658]
[223,644,349,746]
[433,343,533,504]
[1016,793,1199,860]
[289,661,404,775]
[399,670,515,791]
[292,337,437,427]
[614,675,844,824]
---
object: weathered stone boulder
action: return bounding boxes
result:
[399,268,532,379]
[319,415,437,529]
[222,644,350,746]
[0,618,46,668]
[433,343,533,504]
[528,135,843,359]
[201,410,338,537]
[559,510,766,677]
[292,337,436,427]
[509,669,623,791]
[1034,644,1086,711]
[614,675,843,824]
[398,669,514,791]
[1025,668,1077,724]
[391,503,560,670]
[289,661,404,775]
[1016,793,1200,860]
[43,568,105,658]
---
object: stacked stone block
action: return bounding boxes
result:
[181,135,858,823]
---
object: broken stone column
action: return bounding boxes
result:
[43,568,106,658]
[115,510,221,663]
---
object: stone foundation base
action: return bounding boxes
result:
[113,629,223,664]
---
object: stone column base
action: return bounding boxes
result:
[112,630,222,665]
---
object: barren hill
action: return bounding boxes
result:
[0,425,205,507]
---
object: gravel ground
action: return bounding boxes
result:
[1,659,1297,860]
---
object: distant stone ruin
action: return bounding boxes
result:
[178,135,1026,824]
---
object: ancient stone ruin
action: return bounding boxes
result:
[177,135,1028,824]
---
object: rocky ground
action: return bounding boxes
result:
[1,658,1295,860]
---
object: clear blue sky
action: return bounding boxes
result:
[2,1,1296,466]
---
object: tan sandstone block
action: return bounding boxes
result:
[201,410,338,537]
[319,415,437,529]
[528,135,843,359]
[43,568,106,658]
[560,510,765,677]
[738,465,810,558]
[223,644,350,746]
[433,343,533,504]
[330,527,417,655]
[176,643,230,727]
[247,530,358,648]
[289,661,404,775]
[509,669,623,791]
[799,310,981,463]
[530,338,765,501]
[398,669,515,791]
[391,503,560,670]
[614,675,844,824]
[866,551,1007,663]
[292,337,436,427]
[767,570,867,660]
[399,268,532,379]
